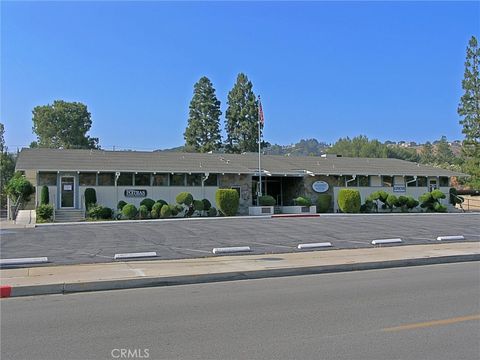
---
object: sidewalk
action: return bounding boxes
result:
[1,242,479,298]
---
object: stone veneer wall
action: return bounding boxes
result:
[218,174,253,215]
[302,175,337,212]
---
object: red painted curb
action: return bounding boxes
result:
[0,285,12,298]
[271,214,320,218]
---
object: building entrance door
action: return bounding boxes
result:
[61,176,75,208]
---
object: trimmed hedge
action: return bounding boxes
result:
[88,205,113,220]
[140,198,155,211]
[160,204,172,218]
[122,204,137,219]
[117,200,127,211]
[40,185,49,205]
[151,202,163,218]
[84,188,97,209]
[202,199,212,211]
[176,192,193,206]
[156,199,168,207]
[215,189,239,216]
[337,189,361,213]
[316,194,332,213]
[36,204,53,221]
[259,195,276,206]
[193,200,204,212]
[138,205,149,219]
[294,196,312,207]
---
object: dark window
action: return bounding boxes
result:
[117,173,133,186]
[382,176,393,187]
[369,175,381,187]
[346,175,357,187]
[358,175,369,187]
[439,177,449,187]
[152,174,168,186]
[79,173,96,186]
[405,176,416,187]
[135,173,151,186]
[204,174,218,186]
[170,173,185,186]
[417,176,427,187]
[186,174,202,186]
[38,172,57,186]
[98,173,114,186]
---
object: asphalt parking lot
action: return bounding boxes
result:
[1,214,479,266]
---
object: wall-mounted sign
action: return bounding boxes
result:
[312,181,329,193]
[63,184,72,191]
[124,189,147,198]
[393,185,406,193]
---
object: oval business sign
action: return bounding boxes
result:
[312,181,329,193]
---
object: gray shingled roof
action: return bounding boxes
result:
[15,148,468,177]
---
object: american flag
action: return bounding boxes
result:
[258,96,264,125]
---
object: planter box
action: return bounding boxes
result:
[248,206,274,216]
[281,205,317,214]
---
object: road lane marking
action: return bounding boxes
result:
[382,314,480,332]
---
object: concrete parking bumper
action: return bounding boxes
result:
[1,242,479,298]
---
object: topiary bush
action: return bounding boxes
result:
[259,195,276,206]
[176,192,193,206]
[160,204,172,218]
[419,190,447,212]
[386,194,398,212]
[40,185,49,205]
[337,189,361,213]
[36,204,53,222]
[140,198,155,211]
[367,190,389,211]
[193,199,204,212]
[215,189,239,216]
[6,172,35,202]
[202,199,211,211]
[88,205,113,220]
[208,207,217,217]
[138,204,149,219]
[117,200,127,211]
[406,196,419,210]
[316,194,332,213]
[449,188,464,206]
[122,204,137,219]
[84,188,97,209]
[151,202,163,218]
[156,199,168,207]
[360,199,377,213]
[294,196,312,207]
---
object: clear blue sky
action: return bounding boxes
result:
[2,1,479,151]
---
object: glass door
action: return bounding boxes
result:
[61,176,75,208]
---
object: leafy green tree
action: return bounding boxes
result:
[184,77,222,152]
[435,136,455,165]
[420,141,436,164]
[458,36,480,188]
[32,100,99,149]
[225,73,261,153]
[0,123,16,208]
[328,136,386,158]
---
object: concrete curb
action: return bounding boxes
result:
[3,254,480,298]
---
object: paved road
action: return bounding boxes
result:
[2,262,479,360]
[1,213,479,266]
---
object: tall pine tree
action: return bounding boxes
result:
[458,36,480,187]
[184,77,222,152]
[225,73,261,153]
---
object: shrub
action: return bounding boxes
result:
[138,204,149,219]
[160,204,172,218]
[294,196,312,206]
[449,188,464,206]
[419,190,447,212]
[40,185,49,205]
[208,207,217,217]
[176,192,193,206]
[215,189,239,216]
[122,204,137,219]
[6,172,35,202]
[316,194,332,213]
[431,189,446,200]
[88,205,113,220]
[202,198,212,211]
[140,198,155,211]
[434,203,447,213]
[360,199,376,213]
[36,204,53,221]
[337,189,361,213]
[84,188,97,209]
[259,195,276,206]
[406,196,419,210]
[117,200,127,211]
[193,199,204,212]
[386,194,398,212]
[367,190,389,210]
[169,204,179,216]
[151,202,163,218]
[156,199,168,207]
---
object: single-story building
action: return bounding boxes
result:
[15,148,466,215]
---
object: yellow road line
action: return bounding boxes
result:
[382,314,480,332]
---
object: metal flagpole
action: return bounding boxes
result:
[258,95,262,203]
